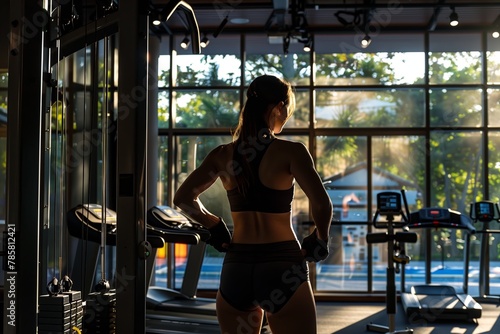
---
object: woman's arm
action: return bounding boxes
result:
[289,142,333,241]
[173,146,223,228]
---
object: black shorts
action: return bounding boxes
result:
[219,240,309,314]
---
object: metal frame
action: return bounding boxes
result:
[5,0,47,332]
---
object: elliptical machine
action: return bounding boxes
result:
[366,191,417,334]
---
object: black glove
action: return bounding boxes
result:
[207,218,231,252]
[301,228,329,262]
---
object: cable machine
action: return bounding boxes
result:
[5,0,200,332]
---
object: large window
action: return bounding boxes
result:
[154,31,500,297]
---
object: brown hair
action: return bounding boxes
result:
[232,75,295,194]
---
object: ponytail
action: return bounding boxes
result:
[232,75,295,194]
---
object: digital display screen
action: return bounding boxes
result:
[474,201,494,221]
[477,202,492,215]
[377,192,401,214]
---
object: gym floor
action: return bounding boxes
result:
[315,301,500,334]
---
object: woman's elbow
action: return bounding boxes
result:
[173,189,187,208]
[173,194,181,208]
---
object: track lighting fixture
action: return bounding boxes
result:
[492,15,500,38]
[180,36,190,49]
[157,0,201,54]
[303,39,312,52]
[360,6,373,49]
[151,13,162,26]
[200,35,210,48]
[449,7,459,27]
[361,34,371,48]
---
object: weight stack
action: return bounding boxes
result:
[64,291,83,331]
[38,290,83,334]
[83,290,116,333]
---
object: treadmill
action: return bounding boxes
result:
[66,204,166,295]
[145,205,220,333]
[67,204,220,333]
[401,207,482,321]
[467,201,500,303]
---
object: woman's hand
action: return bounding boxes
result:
[207,218,232,252]
[301,228,329,262]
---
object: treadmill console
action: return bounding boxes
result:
[470,201,500,222]
[67,204,118,244]
[76,204,117,226]
[409,207,475,231]
[148,205,191,228]
[147,205,210,241]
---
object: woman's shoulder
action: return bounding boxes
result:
[273,138,307,151]
[206,142,234,161]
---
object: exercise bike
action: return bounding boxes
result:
[366,191,417,333]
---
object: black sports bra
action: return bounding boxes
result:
[226,140,294,213]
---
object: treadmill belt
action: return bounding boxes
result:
[417,294,464,310]
[402,285,482,321]
[146,312,220,334]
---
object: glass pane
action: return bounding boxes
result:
[0,90,6,110]
[430,131,483,209]
[488,132,500,203]
[0,71,7,88]
[429,52,482,85]
[158,55,170,88]
[316,136,368,291]
[173,90,240,128]
[174,54,241,87]
[158,91,169,128]
[315,52,425,86]
[315,88,425,128]
[488,89,500,127]
[245,34,311,86]
[372,136,426,208]
[171,135,232,289]
[157,136,169,205]
[371,136,426,291]
[487,51,500,84]
[405,228,471,293]
[285,89,309,128]
[429,88,482,127]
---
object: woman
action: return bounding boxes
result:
[173,74,333,334]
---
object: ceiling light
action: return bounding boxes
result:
[303,39,312,52]
[361,34,371,48]
[492,15,500,38]
[180,36,190,49]
[449,7,459,27]
[230,18,249,24]
[200,35,210,48]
